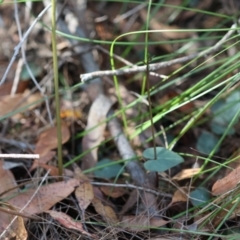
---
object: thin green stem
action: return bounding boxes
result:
[51,0,63,176]
[141,0,152,95]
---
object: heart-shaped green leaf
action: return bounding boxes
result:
[196,131,219,155]
[143,147,184,172]
[94,158,123,179]
[210,91,240,135]
[190,187,210,207]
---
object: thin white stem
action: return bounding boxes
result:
[0,154,39,159]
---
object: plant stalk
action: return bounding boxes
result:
[51,0,63,176]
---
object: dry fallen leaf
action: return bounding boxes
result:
[0,90,41,118]
[8,178,79,216]
[31,123,70,173]
[81,94,113,170]
[120,189,138,215]
[172,168,201,181]
[75,183,94,212]
[121,215,168,232]
[35,123,70,156]
[92,197,119,224]
[212,166,240,196]
[46,210,95,238]
[169,187,188,206]
[74,167,94,212]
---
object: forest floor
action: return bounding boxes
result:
[1,0,240,239]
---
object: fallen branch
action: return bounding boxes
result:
[80,23,237,82]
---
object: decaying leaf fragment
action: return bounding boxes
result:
[121,215,168,232]
[212,166,240,196]
[169,187,188,206]
[172,168,201,181]
[92,197,119,224]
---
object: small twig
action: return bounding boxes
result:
[11,58,23,95]
[91,181,172,198]
[80,23,237,82]
[160,125,168,149]
[0,154,39,159]
[95,45,165,78]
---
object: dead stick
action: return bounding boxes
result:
[80,23,237,82]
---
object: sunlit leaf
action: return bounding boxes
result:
[170,187,188,205]
[172,168,201,181]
